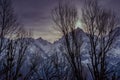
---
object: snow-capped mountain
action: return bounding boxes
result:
[29,37,52,58]
[24,27,120,65]
[0,27,119,80]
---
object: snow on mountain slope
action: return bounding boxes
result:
[27,37,52,59]
[49,28,90,64]
[0,27,119,79]
[47,27,120,65]
[108,27,120,65]
[13,27,120,66]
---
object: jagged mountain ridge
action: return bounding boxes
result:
[28,27,120,58]
[25,27,120,65]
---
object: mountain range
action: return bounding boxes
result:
[26,27,120,66]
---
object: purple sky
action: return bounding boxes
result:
[13,0,120,42]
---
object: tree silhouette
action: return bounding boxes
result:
[0,0,19,54]
[52,1,87,80]
[82,0,119,80]
[0,0,40,80]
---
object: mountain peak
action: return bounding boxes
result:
[36,37,52,45]
[75,27,84,32]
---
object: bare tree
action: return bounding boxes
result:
[39,52,69,80]
[0,0,18,54]
[0,28,32,80]
[82,0,119,80]
[52,1,87,80]
[0,0,21,79]
[0,0,38,79]
[23,49,42,80]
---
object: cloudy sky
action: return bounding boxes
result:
[13,0,120,42]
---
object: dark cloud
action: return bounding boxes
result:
[12,0,120,42]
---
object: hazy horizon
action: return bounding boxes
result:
[13,0,120,42]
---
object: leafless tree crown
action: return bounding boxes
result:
[82,0,119,80]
